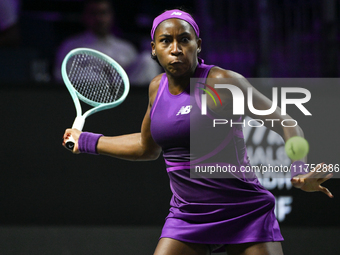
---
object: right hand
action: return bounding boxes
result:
[62,128,82,153]
[291,163,334,198]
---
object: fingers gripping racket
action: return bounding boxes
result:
[62,48,130,151]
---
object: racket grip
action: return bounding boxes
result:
[65,116,85,151]
[65,135,76,151]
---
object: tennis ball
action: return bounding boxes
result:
[285,136,309,160]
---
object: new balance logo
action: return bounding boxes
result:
[171,12,182,16]
[176,105,192,115]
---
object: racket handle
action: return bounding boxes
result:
[71,116,85,131]
[65,135,76,151]
[65,116,85,152]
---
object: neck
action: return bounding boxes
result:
[166,63,198,95]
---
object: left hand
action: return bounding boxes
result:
[291,163,334,198]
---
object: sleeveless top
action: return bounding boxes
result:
[149,60,283,249]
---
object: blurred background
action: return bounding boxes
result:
[0,0,339,254]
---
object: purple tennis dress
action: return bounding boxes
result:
[150,61,283,252]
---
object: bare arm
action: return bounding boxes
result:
[63,74,163,161]
[206,67,303,142]
[206,67,332,197]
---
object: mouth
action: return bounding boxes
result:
[169,60,183,65]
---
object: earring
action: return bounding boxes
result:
[152,52,156,57]
[197,49,201,53]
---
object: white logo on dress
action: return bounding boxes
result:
[176,105,192,115]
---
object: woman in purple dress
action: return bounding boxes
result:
[63,8,333,255]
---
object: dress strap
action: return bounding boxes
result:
[150,73,167,119]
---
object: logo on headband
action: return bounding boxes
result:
[171,12,182,16]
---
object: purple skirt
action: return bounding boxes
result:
[160,168,284,253]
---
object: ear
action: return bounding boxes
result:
[197,38,202,53]
[151,41,156,56]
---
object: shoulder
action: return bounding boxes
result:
[149,73,164,96]
[207,66,251,93]
[148,73,164,105]
[208,66,245,79]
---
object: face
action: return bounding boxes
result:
[151,19,202,77]
[83,1,113,37]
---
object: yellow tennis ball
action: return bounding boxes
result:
[285,136,309,160]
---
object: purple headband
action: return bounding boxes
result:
[151,9,199,40]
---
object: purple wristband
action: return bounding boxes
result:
[78,132,103,155]
[291,161,309,179]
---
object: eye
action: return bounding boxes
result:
[181,37,190,43]
[160,38,170,44]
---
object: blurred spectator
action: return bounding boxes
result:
[54,0,161,86]
[0,0,20,47]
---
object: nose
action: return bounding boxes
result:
[170,40,182,56]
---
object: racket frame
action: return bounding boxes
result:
[61,48,130,149]
[62,47,130,130]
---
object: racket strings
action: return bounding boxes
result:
[67,54,125,103]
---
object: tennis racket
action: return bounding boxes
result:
[62,48,130,151]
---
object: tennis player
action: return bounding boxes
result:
[63,8,333,255]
